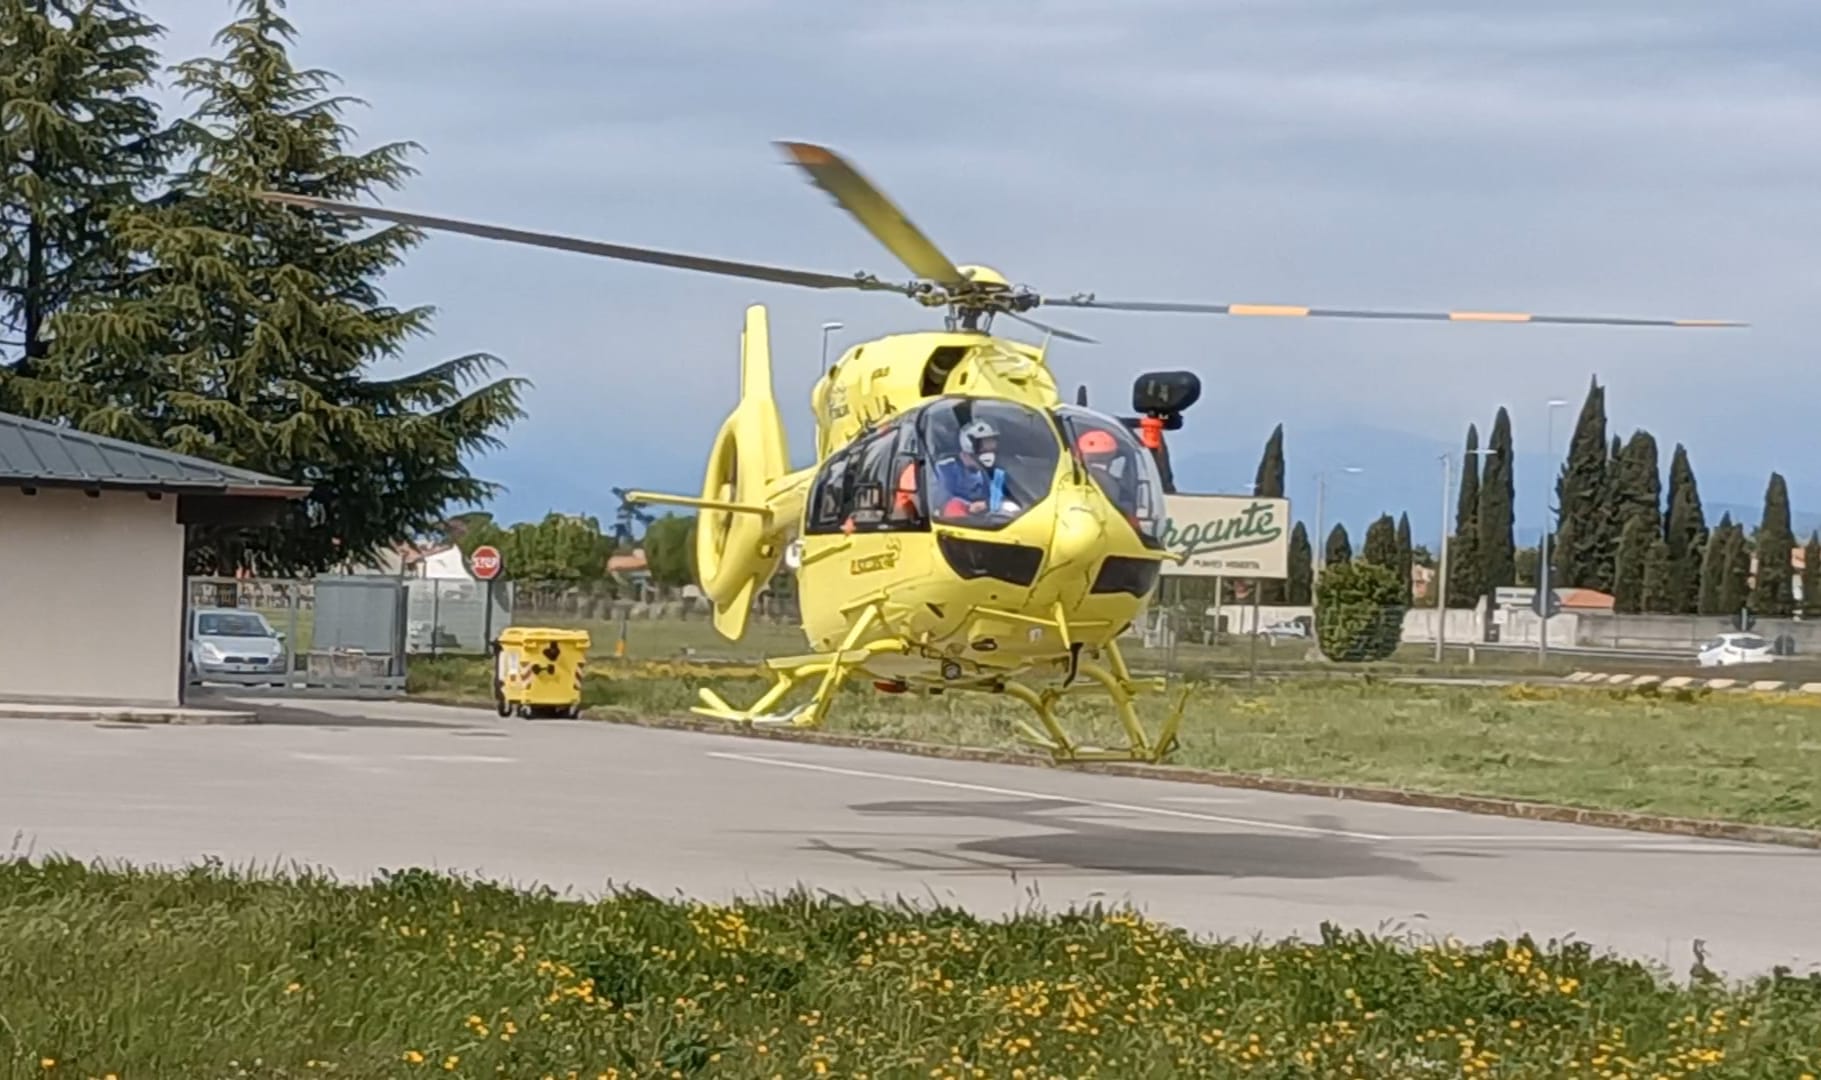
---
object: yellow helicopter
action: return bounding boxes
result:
[260,141,1740,762]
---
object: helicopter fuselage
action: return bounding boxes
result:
[786,330,1172,688]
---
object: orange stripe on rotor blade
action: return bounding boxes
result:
[1448,311,1533,323]
[780,142,833,164]
[1229,304,1310,317]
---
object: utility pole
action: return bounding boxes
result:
[1311,466,1362,631]
[1435,452,1452,662]
[1537,398,1568,663]
[820,321,844,375]
[1435,445,1495,662]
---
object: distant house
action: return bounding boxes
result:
[1410,563,1435,600]
[1555,588,1615,613]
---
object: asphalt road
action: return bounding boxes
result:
[3,696,1816,983]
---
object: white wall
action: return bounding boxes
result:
[420,547,472,580]
[0,487,185,705]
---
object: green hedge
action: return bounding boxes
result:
[1315,560,1407,661]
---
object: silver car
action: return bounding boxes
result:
[187,607,288,679]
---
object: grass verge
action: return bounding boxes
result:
[5,857,1818,1079]
[409,657,1821,832]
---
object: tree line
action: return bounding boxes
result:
[1241,376,1818,618]
[1,0,523,576]
[436,510,700,592]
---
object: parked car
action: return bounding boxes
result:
[187,607,288,678]
[1257,618,1310,643]
[1696,632,1774,668]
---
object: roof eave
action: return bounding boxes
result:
[5,476,312,499]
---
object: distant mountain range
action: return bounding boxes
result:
[1168,421,1821,551]
[474,418,1821,551]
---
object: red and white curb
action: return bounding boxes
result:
[1564,671,1821,694]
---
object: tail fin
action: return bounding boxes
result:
[692,305,791,640]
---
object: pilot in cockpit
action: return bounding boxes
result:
[932,419,1020,519]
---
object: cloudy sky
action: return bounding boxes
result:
[148,0,1819,546]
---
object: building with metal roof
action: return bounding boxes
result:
[0,410,310,707]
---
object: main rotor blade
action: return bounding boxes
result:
[1005,310,1097,344]
[775,141,968,288]
[255,192,913,294]
[1040,294,1746,328]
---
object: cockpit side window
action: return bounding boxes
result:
[1054,405,1167,547]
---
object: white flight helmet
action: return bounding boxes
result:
[959,419,1000,468]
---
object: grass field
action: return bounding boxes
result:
[410,657,1821,832]
[5,858,1818,1079]
[498,611,1821,684]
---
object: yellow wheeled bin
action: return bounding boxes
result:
[490,626,591,718]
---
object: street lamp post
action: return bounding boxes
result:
[1434,446,1494,662]
[1537,398,1568,662]
[1311,467,1363,635]
[1313,466,1364,577]
[819,321,844,375]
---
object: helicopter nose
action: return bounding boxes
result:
[1049,490,1108,586]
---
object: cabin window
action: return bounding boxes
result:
[805,421,929,536]
[1053,405,1167,547]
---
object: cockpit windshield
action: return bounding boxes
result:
[1053,405,1167,545]
[919,397,1061,528]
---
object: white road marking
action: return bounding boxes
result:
[707,752,1793,852]
[401,754,516,765]
[1156,796,1245,805]
[706,751,1391,841]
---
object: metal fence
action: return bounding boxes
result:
[183,575,408,694]
[404,577,514,655]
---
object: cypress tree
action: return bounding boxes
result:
[1287,521,1313,605]
[1642,536,1673,614]
[1719,524,1751,618]
[1698,513,1733,615]
[1252,423,1286,602]
[1615,430,1662,541]
[1613,515,1648,614]
[1554,376,1610,589]
[1448,424,1481,607]
[1803,532,1820,618]
[1663,444,1708,614]
[0,0,169,386]
[1590,433,1624,593]
[9,0,525,575]
[1325,523,1352,566]
[1362,513,1398,567]
[1477,406,1515,590]
[1252,423,1285,498]
[1396,511,1414,604]
[1751,472,1797,617]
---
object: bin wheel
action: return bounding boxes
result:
[566,703,583,719]
[493,683,510,718]
[517,704,532,719]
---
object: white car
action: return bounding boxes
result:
[1696,632,1774,668]
[1257,619,1310,642]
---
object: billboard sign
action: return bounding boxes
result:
[1157,494,1291,579]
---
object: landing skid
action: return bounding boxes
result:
[690,614,1186,764]
[997,639,1188,763]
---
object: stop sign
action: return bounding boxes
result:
[469,544,503,581]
